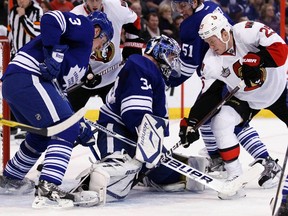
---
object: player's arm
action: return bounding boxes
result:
[241,21,287,68]
[39,11,69,80]
[19,7,43,38]
[240,21,287,88]
[122,18,145,60]
[179,79,225,147]
[120,1,144,60]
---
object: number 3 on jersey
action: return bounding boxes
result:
[69,17,81,26]
[140,78,152,90]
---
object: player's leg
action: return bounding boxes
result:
[210,105,246,199]
[199,122,226,178]
[0,75,79,201]
[235,125,281,188]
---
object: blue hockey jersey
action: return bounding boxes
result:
[98,54,169,141]
[2,10,94,90]
[168,1,233,87]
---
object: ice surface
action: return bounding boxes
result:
[1,117,287,216]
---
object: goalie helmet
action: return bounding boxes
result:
[198,12,231,41]
[144,35,181,80]
[87,11,114,48]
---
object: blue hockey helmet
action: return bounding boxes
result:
[87,11,114,49]
[171,0,200,12]
[144,35,181,80]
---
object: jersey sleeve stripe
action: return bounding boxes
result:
[46,11,67,34]
[100,105,125,126]
[121,96,152,116]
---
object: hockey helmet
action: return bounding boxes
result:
[144,35,181,79]
[198,12,231,41]
[87,11,114,49]
[171,0,198,12]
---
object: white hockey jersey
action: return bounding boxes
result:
[71,0,137,89]
[201,21,288,110]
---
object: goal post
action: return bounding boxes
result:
[0,36,10,173]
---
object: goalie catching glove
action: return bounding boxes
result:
[241,52,266,90]
[81,65,102,88]
[179,118,200,148]
[77,118,96,147]
[39,45,69,80]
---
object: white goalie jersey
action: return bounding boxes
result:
[201,21,288,110]
[71,0,137,89]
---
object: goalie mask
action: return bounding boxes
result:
[88,11,114,50]
[144,35,181,80]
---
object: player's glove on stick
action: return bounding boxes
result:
[82,65,102,88]
[39,45,69,80]
[179,118,200,148]
[77,118,96,147]
[241,52,266,89]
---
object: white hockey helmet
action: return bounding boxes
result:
[198,12,231,41]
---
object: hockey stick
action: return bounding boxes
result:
[0,107,87,136]
[66,61,125,94]
[88,122,226,192]
[271,145,288,215]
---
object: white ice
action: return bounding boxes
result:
[1,117,287,216]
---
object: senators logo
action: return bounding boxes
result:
[90,42,115,63]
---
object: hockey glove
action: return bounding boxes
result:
[241,52,266,90]
[39,45,69,80]
[179,118,200,148]
[77,118,96,147]
[81,65,102,88]
[122,37,145,60]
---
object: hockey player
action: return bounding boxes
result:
[170,0,281,189]
[0,10,113,208]
[183,12,287,199]
[67,0,144,110]
[74,35,189,202]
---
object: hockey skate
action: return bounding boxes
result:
[207,156,227,179]
[217,160,246,200]
[257,156,281,188]
[32,180,100,209]
[0,175,35,195]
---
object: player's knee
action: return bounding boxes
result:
[25,133,50,153]
[210,106,241,134]
[56,121,80,143]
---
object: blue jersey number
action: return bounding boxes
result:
[69,17,81,26]
[182,43,193,57]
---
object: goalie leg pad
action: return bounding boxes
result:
[89,151,142,202]
[186,156,209,192]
